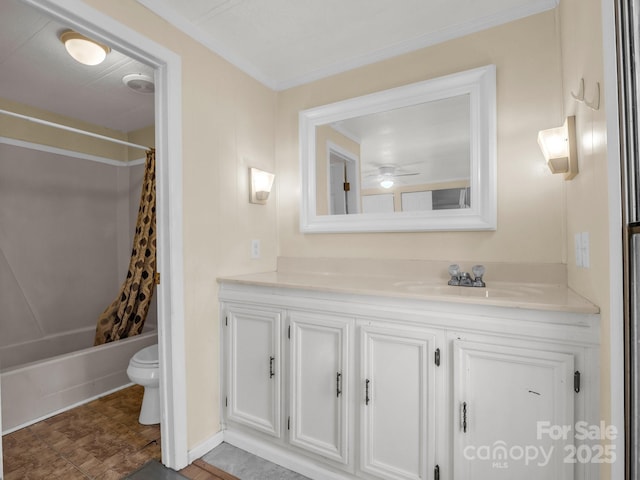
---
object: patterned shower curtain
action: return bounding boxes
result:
[94,149,157,345]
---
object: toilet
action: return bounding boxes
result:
[127,344,160,425]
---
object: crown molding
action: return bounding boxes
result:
[135,0,279,90]
[137,0,557,91]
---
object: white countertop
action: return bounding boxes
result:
[217,268,600,315]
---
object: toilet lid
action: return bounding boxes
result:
[132,344,158,366]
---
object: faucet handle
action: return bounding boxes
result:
[448,264,461,286]
[472,264,486,287]
[472,264,485,277]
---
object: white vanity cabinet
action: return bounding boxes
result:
[288,311,352,465]
[219,280,599,480]
[224,304,282,438]
[452,338,576,479]
[359,323,439,480]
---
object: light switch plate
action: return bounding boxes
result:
[251,239,261,259]
[581,232,590,268]
[574,232,590,268]
[575,233,583,268]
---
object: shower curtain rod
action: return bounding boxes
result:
[0,108,151,151]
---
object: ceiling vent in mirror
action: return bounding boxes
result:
[123,74,155,94]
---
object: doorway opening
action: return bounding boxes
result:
[328,143,360,215]
[1,0,187,472]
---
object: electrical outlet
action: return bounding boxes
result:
[251,239,261,259]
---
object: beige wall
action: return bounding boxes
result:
[559,0,612,478]
[81,0,279,449]
[277,11,566,264]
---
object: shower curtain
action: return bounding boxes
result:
[94,149,156,345]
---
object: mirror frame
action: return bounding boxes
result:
[299,64,497,233]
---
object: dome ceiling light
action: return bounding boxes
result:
[59,30,111,66]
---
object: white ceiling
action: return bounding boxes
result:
[0,0,557,134]
[136,0,557,90]
[0,0,155,133]
[337,94,471,189]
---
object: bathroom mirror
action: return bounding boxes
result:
[299,65,497,233]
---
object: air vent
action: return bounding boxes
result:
[122,73,154,94]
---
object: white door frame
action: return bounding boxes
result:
[7,0,188,470]
[326,141,361,215]
[601,1,625,479]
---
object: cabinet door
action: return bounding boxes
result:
[289,312,351,464]
[453,340,574,480]
[226,305,281,437]
[360,325,437,480]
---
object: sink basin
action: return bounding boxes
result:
[392,280,438,289]
[393,280,545,299]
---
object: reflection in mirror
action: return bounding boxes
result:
[299,65,496,233]
[322,95,471,215]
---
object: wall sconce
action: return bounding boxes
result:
[537,115,577,180]
[60,30,111,66]
[249,167,275,204]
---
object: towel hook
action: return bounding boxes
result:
[585,82,600,111]
[571,78,585,102]
[571,78,600,111]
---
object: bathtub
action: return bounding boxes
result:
[0,325,157,433]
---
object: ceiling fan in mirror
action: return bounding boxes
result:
[365,165,419,189]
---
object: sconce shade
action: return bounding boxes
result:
[537,116,577,180]
[60,30,110,66]
[249,167,275,204]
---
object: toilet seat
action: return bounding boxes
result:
[130,344,158,368]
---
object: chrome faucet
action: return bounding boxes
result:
[448,264,486,287]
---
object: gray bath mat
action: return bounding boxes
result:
[125,460,189,479]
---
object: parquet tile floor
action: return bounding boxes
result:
[1,386,236,480]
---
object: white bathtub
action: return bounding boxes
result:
[0,326,157,433]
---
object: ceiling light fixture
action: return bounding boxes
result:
[378,166,396,189]
[380,177,394,189]
[60,30,111,66]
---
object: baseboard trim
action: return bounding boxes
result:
[188,430,224,464]
[223,429,354,480]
